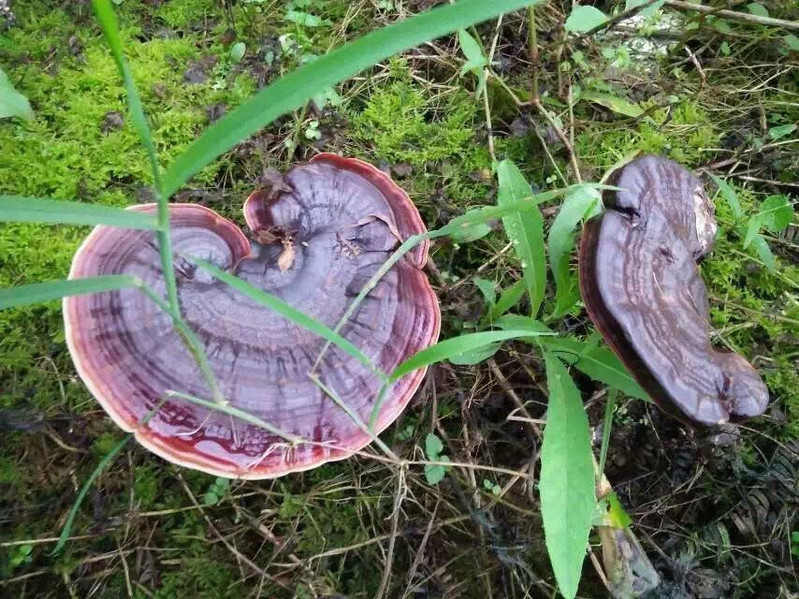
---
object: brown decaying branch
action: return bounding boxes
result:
[665,0,799,31]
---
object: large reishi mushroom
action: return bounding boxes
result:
[64,154,440,478]
[578,155,769,426]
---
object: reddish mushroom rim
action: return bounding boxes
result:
[64,155,441,479]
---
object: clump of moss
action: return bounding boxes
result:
[0,6,254,413]
[574,100,719,172]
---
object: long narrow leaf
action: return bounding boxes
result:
[548,186,600,317]
[51,436,130,555]
[497,160,547,317]
[494,315,650,400]
[540,353,595,599]
[390,329,553,381]
[0,196,157,229]
[190,258,383,378]
[0,275,140,310]
[93,0,180,316]
[161,0,542,197]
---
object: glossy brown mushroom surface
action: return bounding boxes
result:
[64,154,440,478]
[579,155,768,426]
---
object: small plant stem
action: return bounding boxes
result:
[532,98,582,183]
[528,5,539,103]
[482,79,496,163]
[308,373,400,461]
[284,102,310,166]
[598,389,616,476]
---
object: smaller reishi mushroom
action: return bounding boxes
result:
[578,155,769,426]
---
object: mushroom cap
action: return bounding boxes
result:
[578,155,769,426]
[64,154,440,478]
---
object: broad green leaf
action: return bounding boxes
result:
[488,279,526,321]
[448,342,500,365]
[424,455,450,485]
[0,196,158,229]
[495,315,650,401]
[162,0,544,198]
[0,276,140,310]
[230,42,246,63]
[709,174,742,221]
[458,29,488,75]
[746,3,769,17]
[0,67,34,120]
[425,433,444,458]
[540,353,595,599]
[390,329,553,381]
[564,5,608,33]
[190,258,380,376]
[548,186,601,317]
[473,277,497,310]
[785,34,799,52]
[285,10,328,27]
[749,232,776,271]
[497,160,546,317]
[580,91,643,118]
[768,123,796,141]
[758,195,793,232]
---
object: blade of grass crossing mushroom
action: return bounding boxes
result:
[190,257,383,380]
[136,285,223,404]
[369,327,556,429]
[497,160,547,318]
[93,0,180,318]
[160,0,544,198]
[308,373,398,460]
[165,390,303,444]
[388,329,555,382]
[315,186,597,373]
[0,275,140,310]
[0,196,159,229]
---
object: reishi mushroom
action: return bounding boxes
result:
[578,155,769,426]
[64,154,440,478]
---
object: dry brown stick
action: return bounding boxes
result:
[665,0,799,31]
[532,98,583,183]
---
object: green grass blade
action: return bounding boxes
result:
[0,196,158,229]
[51,435,131,555]
[93,0,179,317]
[390,329,554,381]
[539,352,595,599]
[161,0,542,197]
[165,390,302,444]
[497,160,547,317]
[0,275,140,310]
[547,186,601,317]
[190,258,384,379]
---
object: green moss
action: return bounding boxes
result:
[0,6,255,412]
[574,100,719,171]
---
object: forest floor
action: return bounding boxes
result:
[0,1,798,598]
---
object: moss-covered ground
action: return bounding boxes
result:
[0,1,797,597]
